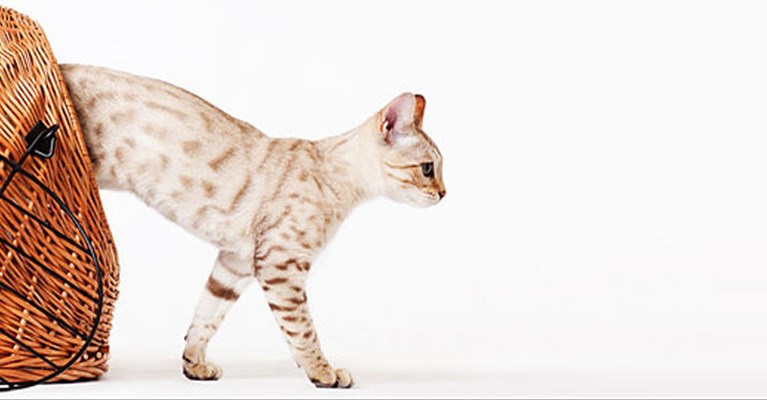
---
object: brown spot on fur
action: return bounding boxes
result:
[94,123,105,138]
[289,193,300,199]
[182,140,202,155]
[257,140,280,171]
[123,138,136,149]
[200,112,214,133]
[304,142,321,162]
[257,206,293,236]
[325,180,342,199]
[206,277,239,301]
[280,232,290,241]
[139,162,153,176]
[303,331,313,339]
[110,110,136,125]
[285,329,300,338]
[255,245,287,262]
[299,171,309,182]
[228,178,251,209]
[311,176,324,193]
[268,303,298,312]
[166,210,178,221]
[287,295,306,305]
[282,316,299,323]
[208,147,236,171]
[194,206,209,222]
[145,187,157,202]
[143,123,170,139]
[269,154,297,201]
[290,285,303,293]
[202,181,216,198]
[273,259,297,271]
[180,175,194,189]
[261,285,270,292]
[160,155,170,169]
[274,264,290,271]
[88,92,118,109]
[264,277,289,285]
[289,226,307,240]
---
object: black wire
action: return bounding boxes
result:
[0,122,105,391]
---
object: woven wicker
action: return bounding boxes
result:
[0,7,119,387]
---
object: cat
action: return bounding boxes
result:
[60,64,446,388]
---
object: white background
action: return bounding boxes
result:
[7,0,767,398]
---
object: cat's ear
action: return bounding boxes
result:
[379,93,423,144]
[413,94,426,129]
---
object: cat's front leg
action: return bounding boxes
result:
[183,251,254,380]
[256,248,353,388]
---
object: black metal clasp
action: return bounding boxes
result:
[24,121,58,159]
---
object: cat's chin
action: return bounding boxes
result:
[389,194,439,208]
[410,192,442,208]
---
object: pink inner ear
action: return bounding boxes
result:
[382,108,399,143]
[381,93,415,143]
[384,107,399,132]
[386,94,414,127]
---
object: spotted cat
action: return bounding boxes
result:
[61,64,446,388]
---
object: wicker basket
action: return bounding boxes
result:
[0,7,119,388]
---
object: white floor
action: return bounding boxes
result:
[9,355,767,399]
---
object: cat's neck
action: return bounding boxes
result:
[317,117,385,209]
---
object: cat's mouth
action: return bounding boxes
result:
[420,190,442,205]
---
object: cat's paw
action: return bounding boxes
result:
[183,360,223,381]
[310,368,354,389]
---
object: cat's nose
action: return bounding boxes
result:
[438,190,447,199]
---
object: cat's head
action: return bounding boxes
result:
[375,93,446,207]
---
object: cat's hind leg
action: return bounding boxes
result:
[183,251,254,380]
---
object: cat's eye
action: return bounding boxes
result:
[421,162,434,178]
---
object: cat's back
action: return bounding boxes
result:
[60,64,263,140]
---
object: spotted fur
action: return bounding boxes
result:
[61,64,446,388]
